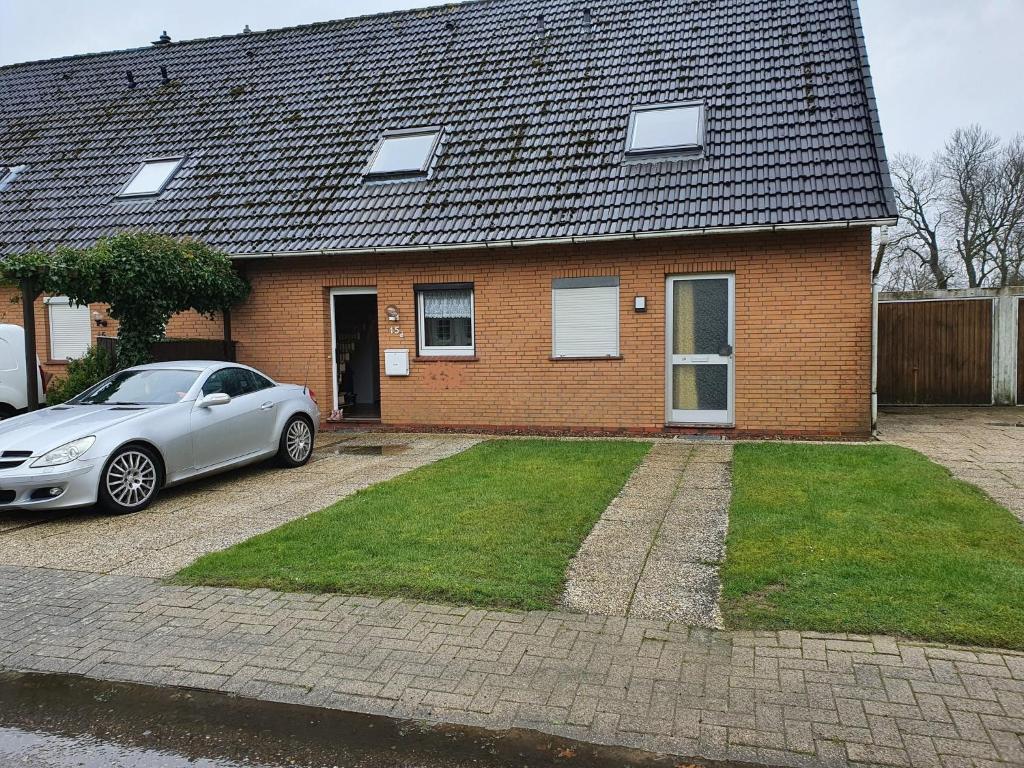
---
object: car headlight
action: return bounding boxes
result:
[31,436,96,467]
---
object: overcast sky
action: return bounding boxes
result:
[1,0,1021,159]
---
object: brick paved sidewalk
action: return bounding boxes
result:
[2,566,1022,767]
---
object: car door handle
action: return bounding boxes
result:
[260,402,275,411]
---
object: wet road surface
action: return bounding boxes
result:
[0,671,753,768]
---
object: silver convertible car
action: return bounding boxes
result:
[0,361,320,514]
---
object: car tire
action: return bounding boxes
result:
[0,405,15,421]
[97,444,162,515]
[277,415,314,468]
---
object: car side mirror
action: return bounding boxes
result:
[198,392,231,408]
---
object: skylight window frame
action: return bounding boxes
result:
[116,156,185,199]
[0,164,27,192]
[363,127,442,182]
[625,102,706,159]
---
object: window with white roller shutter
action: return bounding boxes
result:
[46,297,91,361]
[551,277,620,358]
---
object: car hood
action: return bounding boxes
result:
[0,404,164,455]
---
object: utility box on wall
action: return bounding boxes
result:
[384,349,410,376]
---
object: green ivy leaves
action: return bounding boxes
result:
[2,234,250,368]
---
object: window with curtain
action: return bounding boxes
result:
[416,285,474,356]
[551,277,620,358]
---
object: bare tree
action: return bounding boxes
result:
[878,127,1024,290]
[942,125,1000,287]
[983,135,1024,286]
[885,153,951,288]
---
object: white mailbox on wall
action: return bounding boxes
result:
[384,349,410,376]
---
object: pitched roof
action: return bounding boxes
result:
[0,0,896,257]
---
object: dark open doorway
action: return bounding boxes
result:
[332,291,381,421]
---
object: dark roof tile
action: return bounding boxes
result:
[0,0,895,256]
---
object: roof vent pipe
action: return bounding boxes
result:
[582,8,593,32]
[536,14,546,36]
[160,65,170,85]
[126,70,136,89]
[152,30,171,46]
[243,24,251,34]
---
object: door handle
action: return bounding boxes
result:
[260,402,275,411]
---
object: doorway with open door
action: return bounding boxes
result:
[666,274,735,426]
[331,288,381,421]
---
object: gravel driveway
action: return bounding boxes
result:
[0,432,480,577]
[879,407,1024,522]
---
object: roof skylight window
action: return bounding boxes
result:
[0,165,27,192]
[117,157,184,198]
[365,128,440,179]
[626,103,704,157]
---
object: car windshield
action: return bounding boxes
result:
[71,369,200,405]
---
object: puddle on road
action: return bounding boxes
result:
[0,726,233,768]
[0,670,727,768]
[332,443,410,456]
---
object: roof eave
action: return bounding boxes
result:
[230,218,899,260]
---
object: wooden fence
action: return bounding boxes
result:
[878,299,992,405]
[878,288,1024,406]
[97,336,236,369]
[1019,298,1024,404]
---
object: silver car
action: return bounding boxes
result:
[0,361,320,514]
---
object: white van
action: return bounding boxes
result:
[0,324,46,417]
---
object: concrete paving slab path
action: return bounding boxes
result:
[562,443,732,627]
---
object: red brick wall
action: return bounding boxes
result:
[0,288,220,379]
[217,228,873,437]
[0,288,112,378]
[1,228,873,436]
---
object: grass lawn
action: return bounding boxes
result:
[175,439,649,609]
[722,443,1024,649]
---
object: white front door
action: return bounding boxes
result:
[666,274,735,425]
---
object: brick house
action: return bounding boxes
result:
[0,0,896,437]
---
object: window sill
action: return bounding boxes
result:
[46,359,70,366]
[415,356,479,363]
[549,355,624,361]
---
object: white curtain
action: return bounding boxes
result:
[422,289,471,318]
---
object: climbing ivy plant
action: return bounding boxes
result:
[1,233,250,368]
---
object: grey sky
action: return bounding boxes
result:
[1,0,1021,158]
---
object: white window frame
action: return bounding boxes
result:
[626,102,705,157]
[364,127,442,180]
[0,164,27,192]
[45,296,92,362]
[416,285,475,357]
[551,277,620,359]
[664,273,735,427]
[116,156,184,198]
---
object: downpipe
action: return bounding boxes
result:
[871,275,879,437]
[870,226,887,438]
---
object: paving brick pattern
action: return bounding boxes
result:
[879,408,1024,523]
[0,432,481,576]
[2,565,1021,768]
[563,443,731,627]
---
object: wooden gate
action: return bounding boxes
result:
[878,299,992,405]
[1019,298,1024,404]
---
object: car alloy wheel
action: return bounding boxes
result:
[285,418,313,463]
[105,449,158,508]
